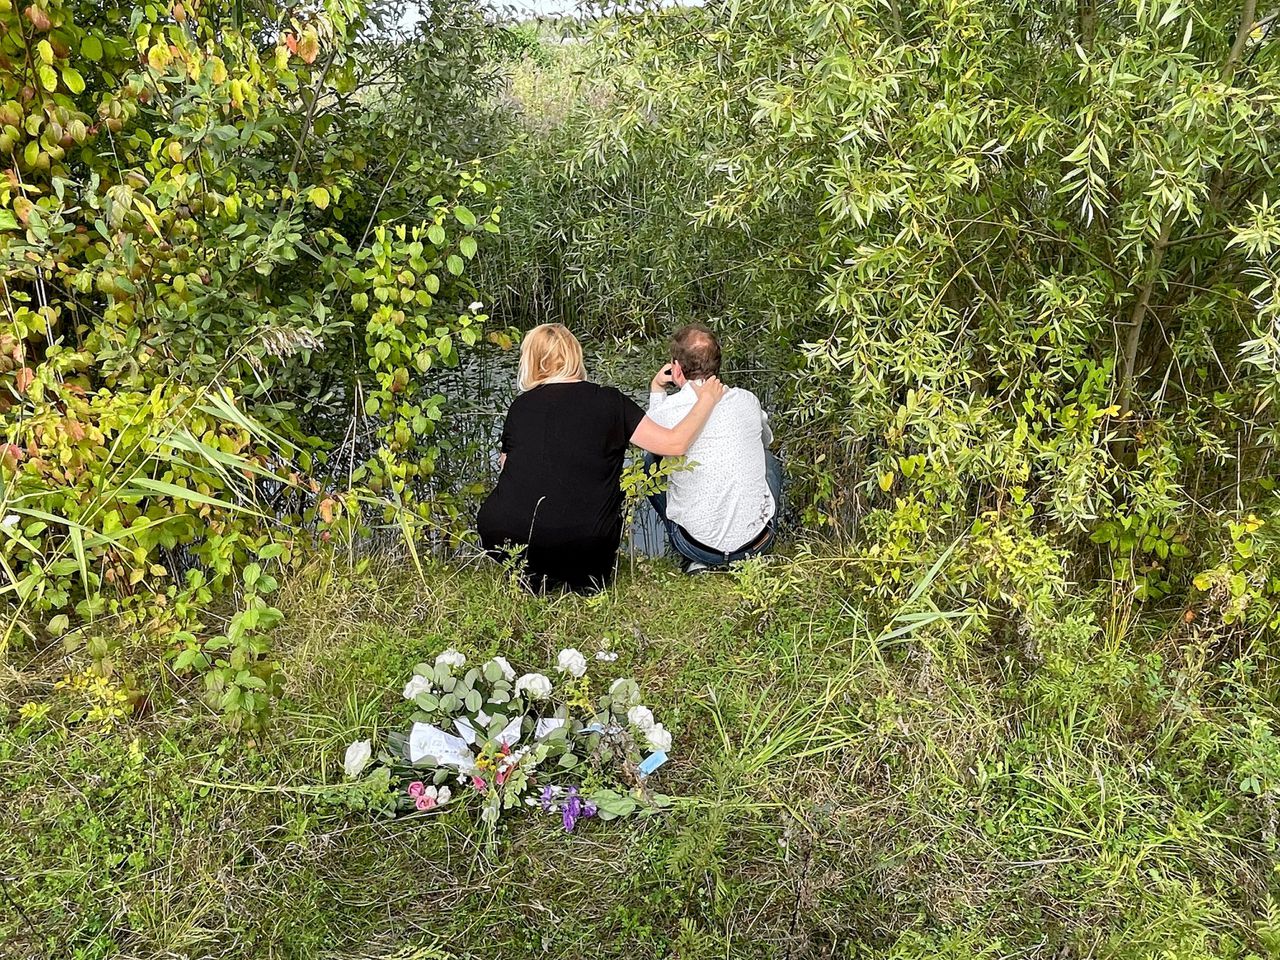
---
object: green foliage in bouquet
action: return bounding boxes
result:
[344,647,673,833]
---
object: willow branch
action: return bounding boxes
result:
[1222,0,1258,85]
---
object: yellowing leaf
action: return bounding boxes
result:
[147,43,173,72]
[308,186,330,210]
[61,67,85,95]
[298,30,320,65]
[37,63,58,92]
[878,472,895,492]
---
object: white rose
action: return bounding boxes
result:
[436,785,452,805]
[627,705,655,732]
[515,672,553,701]
[343,739,372,778]
[489,656,516,681]
[645,723,672,753]
[435,648,466,670]
[556,648,587,678]
[402,675,433,700]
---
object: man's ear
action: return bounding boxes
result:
[671,361,686,386]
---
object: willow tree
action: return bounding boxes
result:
[574,0,1279,621]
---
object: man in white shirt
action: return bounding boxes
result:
[644,323,782,571]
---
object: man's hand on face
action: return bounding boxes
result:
[651,363,676,393]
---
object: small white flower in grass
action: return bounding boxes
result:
[343,739,372,778]
[556,648,587,678]
[435,648,466,670]
[402,675,433,700]
[489,656,516,681]
[1,514,18,528]
[645,723,672,753]
[596,650,618,662]
[627,705,655,732]
[515,672,553,701]
[469,301,484,312]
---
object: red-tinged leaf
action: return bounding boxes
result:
[14,367,34,394]
[25,5,52,31]
[298,31,320,64]
[284,33,299,55]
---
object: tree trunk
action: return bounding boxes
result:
[1117,214,1175,419]
[1077,0,1096,50]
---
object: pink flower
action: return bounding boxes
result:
[408,781,425,799]
[472,776,487,793]
[415,794,435,811]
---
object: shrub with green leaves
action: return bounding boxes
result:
[0,0,506,726]
[503,0,1280,633]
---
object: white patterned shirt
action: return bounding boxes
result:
[647,382,775,551]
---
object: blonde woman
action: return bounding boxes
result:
[478,323,724,592]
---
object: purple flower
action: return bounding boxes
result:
[540,785,556,813]
[583,802,597,818]
[562,788,583,832]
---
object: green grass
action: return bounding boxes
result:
[2,551,1277,959]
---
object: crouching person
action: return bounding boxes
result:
[644,323,782,572]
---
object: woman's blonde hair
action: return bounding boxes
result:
[516,323,587,392]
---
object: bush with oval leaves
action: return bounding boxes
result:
[0,0,507,728]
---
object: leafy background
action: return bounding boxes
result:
[3,0,1280,956]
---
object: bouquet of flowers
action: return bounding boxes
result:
[342,646,673,830]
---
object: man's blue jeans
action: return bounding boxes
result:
[643,451,783,567]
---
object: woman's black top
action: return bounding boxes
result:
[478,381,646,592]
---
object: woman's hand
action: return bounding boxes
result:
[631,376,727,457]
[689,376,725,405]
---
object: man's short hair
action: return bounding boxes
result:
[671,323,721,379]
